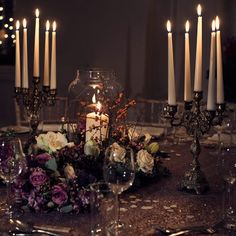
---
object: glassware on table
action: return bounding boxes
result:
[210,117,233,155]
[89,182,114,236]
[0,137,26,221]
[103,145,135,235]
[218,145,236,230]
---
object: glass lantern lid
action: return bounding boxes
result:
[67,68,123,123]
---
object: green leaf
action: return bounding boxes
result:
[45,157,58,171]
[60,204,73,213]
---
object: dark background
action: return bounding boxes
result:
[0,0,236,126]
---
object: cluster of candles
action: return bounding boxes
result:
[167,4,224,111]
[15,9,57,90]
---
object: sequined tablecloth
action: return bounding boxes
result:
[0,143,230,236]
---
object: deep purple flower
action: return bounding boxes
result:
[28,190,46,212]
[29,168,48,187]
[35,153,51,165]
[51,184,68,206]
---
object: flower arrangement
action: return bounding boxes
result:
[16,129,169,213]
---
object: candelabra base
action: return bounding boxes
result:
[179,167,209,194]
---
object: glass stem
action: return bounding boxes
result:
[225,182,233,218]
[115,192,120,225]
[6,181,13,220]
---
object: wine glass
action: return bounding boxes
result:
[0,137,26,222]
[210,117,233,155]
[219,145,236,230]
[103,144,135,235]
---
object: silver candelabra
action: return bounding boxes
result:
[164,91,225,194]
[15,76,56,151]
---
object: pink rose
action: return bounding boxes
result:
[29,168,48,187]
[51,184,68,206]
[35,153,51,165]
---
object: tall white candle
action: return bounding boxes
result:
[194,4,202,92]
[207,20,216,111]
[33,9,40,77]
[167,20,176,105]
[43,20,50,87]
[184,20,192,102]
[50,21,56,90]
[15,20,21,88]
[22,19,29,89]
[86,102,109,142]
[215,16,224,104]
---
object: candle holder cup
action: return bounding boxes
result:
[15,76,56,152]
[163,91,226,194]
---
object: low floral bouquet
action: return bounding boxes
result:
[16,130,169,213]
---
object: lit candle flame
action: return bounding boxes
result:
[97,101,102,111]
[215,16,220,30]
[92,94,96,103]
[16,20,20,30]
[35,8,39,18]
[52,21,56,31]
[167,20,171,32]
[212,20,216,32]
[185,20,190,33]
[197,4,202,16]
[46,20,50,31]
[23,18,27,28]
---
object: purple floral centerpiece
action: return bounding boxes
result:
[15,129,169,213]
[16,132,96,213]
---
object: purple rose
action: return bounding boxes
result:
[35,153,51,165]
[51,184,68,206]
[29,168,48,187]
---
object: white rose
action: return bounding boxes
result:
[110,142,126,162]
[35,133,50,152]
[46,132,68,152]
[36,132,70,153]
[84,140,100,157]
[136,149,154,173]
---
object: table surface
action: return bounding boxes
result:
[0,141,233,236]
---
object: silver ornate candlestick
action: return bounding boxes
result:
[15,76,56,151]
[164,91,225,194]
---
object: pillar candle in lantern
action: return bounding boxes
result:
[43,20,50,87]
[193,4,202,92]
[207,20,216,111]
[15,20,21,88]
[22,19,29,89]
[50,21,57,90]
[85,102,109,142]
[215,16,224,104]
[184,20,192,102]
[33,9,40,77]
[167,20,176,105]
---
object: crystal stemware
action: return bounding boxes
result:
[219,145,236,230]
[0,137,26,222]
[103,144,135,235]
